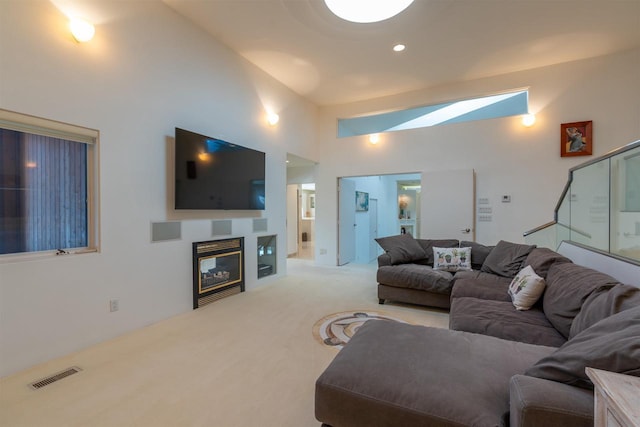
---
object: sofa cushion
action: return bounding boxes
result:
[377,264,454,294]
[481,240,536,278]
[569,283,640,339]
[416,239,459,265]
[450,274,512,302]
[523,247,572,279]
[433,246,472,272]
[509,375,594,427]
[508,265,546,311]
[315,320,554,427]
[543,262,620,339]
[461,240,494,270]
[450,297,567,347]
[375,234,427,265]
[525,306,640,389]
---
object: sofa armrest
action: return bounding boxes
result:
[510,374,593,427]
[377,253,392,267]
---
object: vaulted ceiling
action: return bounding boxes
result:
[164,0,640,106]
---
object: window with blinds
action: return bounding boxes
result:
[0,110,99,257]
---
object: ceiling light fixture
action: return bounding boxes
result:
[324,0,415,23]
[393,44,406,52]
[69,18,95,43]
[369,134,380,144]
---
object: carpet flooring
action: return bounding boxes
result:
[0,259,449,427]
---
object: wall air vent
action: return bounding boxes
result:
[29,366,82,390]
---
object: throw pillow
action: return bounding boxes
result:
[507,265,546,310]
[433,247,472,272]
[525,306,640,389]
[417,239,460,265]
[375,234,427,265]
[481,240,536,278]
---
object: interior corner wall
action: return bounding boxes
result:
[0,1,317,377]
[313,48,640,266]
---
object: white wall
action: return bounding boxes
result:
[314,49,640,265]
[0,1,317,377]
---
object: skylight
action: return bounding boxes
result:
[337,90,529,138]
[324,0,415,23]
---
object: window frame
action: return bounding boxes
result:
[336,88,530,138]
[0,109,100,261]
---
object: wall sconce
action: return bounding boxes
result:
[521,114,536,127]
[70,18,95,43]
[266,111,279,126]
[369,133,380,144]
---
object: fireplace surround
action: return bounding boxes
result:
[192,237,245,308]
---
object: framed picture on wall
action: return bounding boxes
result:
[355,191,369,211]
[561,121,593,157]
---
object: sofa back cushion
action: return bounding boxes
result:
[460,241,494,270]
[480,240,536,278]
[523,247,572,279]
[375,234,427,265]
[569,283,640,339]
[525,306,640,389]
[416,239,459,265]
[543,263,620,338]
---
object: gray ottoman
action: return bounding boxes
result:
[315,320,554,427]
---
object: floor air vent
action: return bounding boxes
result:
[29,366,82,390]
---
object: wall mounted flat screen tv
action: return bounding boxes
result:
[174,128,265,210]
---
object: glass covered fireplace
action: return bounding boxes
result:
[192,237,244,309]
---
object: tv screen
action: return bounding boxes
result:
[174,128,265,210]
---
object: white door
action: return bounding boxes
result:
[286,185,299,256]
[338,178,356,265]
[421,169,475,241]
[369,198,379,262]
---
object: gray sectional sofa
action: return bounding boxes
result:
[315,235,640,427]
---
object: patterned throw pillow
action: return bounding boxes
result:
[508,265,546,310]
[433,247,472,272]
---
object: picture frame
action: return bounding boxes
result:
[561,121,592,157]
[355,191,369,212]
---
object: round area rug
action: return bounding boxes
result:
[313,311,410,349]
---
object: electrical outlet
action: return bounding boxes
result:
[319,248,327,255]
[109,299,119,312]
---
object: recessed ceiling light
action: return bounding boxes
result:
[324,0,415,23]
[393,44,406,52]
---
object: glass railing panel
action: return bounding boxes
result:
[524,223,557,249]
[523,140,639,264]
[610,145,640,262]
[569,158,610,251]
[556,222,571,247]
[557,187,571,229]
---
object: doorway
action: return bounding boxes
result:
[336,169,475,265]
[338,173,420,265]
[286,154,317,260]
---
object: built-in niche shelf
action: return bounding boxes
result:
[257,234,277,279]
